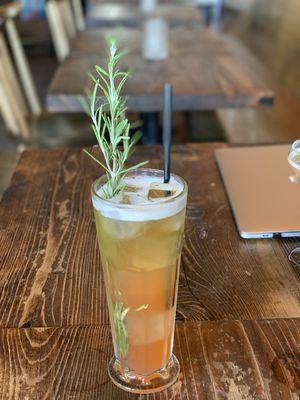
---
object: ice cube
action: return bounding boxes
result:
[127,310,174,346]
[148,183,176,200]
[123,185,140,193]
[120,193,147,205]
[120,194,133,205]
[102,217,145,239]
[119,181,149,205]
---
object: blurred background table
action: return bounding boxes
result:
[46,25,274,143]
[47,26,274,113]
[0,143,299,398]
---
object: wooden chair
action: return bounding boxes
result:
[0,30,93,147]
[46,0,85,61]
[0,1,41,115]
[71,0,85,31]
[46,0,72,61]
[0,28,30,139]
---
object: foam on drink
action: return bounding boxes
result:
[92,171,186,221]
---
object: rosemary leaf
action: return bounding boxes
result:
[121,161,149,176]
[81,39,148,199]
[83,149,109,172]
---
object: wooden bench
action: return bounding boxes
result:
[217,2,300,144]
[217,88,300,144]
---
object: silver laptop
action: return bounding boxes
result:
[215,145,300,239]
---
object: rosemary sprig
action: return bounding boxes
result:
[81,38,148,199]
[113,302,130,359]
[113,302,149,359]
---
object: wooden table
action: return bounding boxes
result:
[1,143,299,398]
[86,3,201,27]
[47,27,275,113]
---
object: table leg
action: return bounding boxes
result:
[198,5,212,26]
[198,1,223,28]
[140,112,160,145]
[212,0,224,30]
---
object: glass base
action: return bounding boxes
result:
[108,354,180,394]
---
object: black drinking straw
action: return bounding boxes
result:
[163,83,172,183]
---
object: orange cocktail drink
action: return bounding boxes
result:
[92,168,187,394]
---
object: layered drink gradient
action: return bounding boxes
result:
[92,169,187,393]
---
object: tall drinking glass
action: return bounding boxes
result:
[92,168,188,394]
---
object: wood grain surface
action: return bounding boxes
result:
[0,144,299,329]
[0,319,299,399]
[46,27,275,112]
[86,3,201,27]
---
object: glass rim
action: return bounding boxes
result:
[91,168,188,210]
[292,140,300,153]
